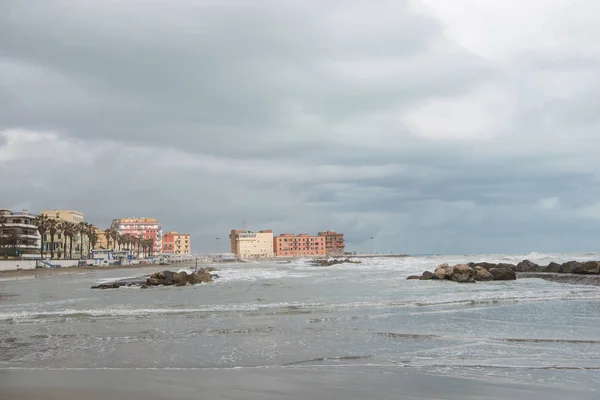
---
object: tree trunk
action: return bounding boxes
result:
[40,235,45,259]
[69,236,73,259]
[50,236,55,260]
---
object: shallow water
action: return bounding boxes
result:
[1,252,600,395]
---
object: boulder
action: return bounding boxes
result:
[516,260,541,273]
[489,268,516,281]
[561,261,583,274]
[140,284,149,289]
[450,264,475,283]
[544,262,562,273]
[453,274,475,283]
[498,263,517,272]
[91,282,123,289]
[420,271,434,280]
[580,261,600,274]
[474,262,498,271]
[453,264,475,277]
[434,263,453,280]
[172,271,188,285]
[147,277,170,286]
[473,266,495,281]
[407,275,421,280]
[187,270,213,284]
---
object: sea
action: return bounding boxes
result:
[1,252,600,399]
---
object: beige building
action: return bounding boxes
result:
[162,231,191,255]
[229,229,274,259]
[40,209,89,259]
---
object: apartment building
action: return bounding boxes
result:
[273,233,326,257]
[318,231,345,256]
[39,209,88,259]
[162,231,191,255]
[229,229,274,259]
[111,217,162,255]
[0,208,40,257]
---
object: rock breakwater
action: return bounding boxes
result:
[408,259,600,284]
[91,268,219,289]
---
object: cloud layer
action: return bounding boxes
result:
[2,0,600,254]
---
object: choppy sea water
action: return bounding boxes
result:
[1,252,600,395]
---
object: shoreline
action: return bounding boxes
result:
[1,366,596,400]
[0,262,197,280]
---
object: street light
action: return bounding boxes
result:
[214,237,220,254]
[370,237,374,255]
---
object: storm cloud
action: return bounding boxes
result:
[2,0,600,254]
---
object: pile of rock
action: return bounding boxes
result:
[514,260,600,274]
[91,268,219,289]
[407,263,516,283]
[315,258,362,267]
[407,259,600,284]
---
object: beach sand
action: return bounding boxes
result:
[0,263,193,280]
[1,367,595,400]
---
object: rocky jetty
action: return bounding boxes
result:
[407,259,600,284]
[314,258,362,267]
[91,268,219,289]
[407,263,516,283]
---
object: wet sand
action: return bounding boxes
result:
[0,263,192,280]
[1,367,597,400]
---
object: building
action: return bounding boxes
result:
[162,231,191,255]
[94,226,110,250]
[0,208,40,257]
[39,209,88,259]
[318,231,345,256]
[229,229,274,259]
[111,217,162,255]
[273,233,326,257]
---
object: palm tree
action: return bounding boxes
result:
[0,215,7,258]
[34,214,50,259]
[78,221,88,259]
[62,222,76,259]
[47,219,58,260]
[111,230,119,250]
[115,233,122,251]
[89,230,99,258]
[104,228,112,250]
[123,234,132,253]
[5,228,23,255]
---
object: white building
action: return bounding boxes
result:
[0,208,40,257]
[229,229,274,259]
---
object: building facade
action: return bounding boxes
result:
[39,209,88,259]
[273,233,326,257]
[0,208,40,257]
[229,229,274,259]
[111,217,162,255]
[162,231,191,255]
[318,231,345,256]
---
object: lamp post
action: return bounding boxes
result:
[370,237,374,255]
[214,237,220,254]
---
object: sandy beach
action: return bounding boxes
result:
[1,367,597,400]
[0,262,194,280]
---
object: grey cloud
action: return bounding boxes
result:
[2,1,600,254]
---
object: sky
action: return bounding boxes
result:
[2,0,600,255]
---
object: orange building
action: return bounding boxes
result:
[162,231,191,255]
[318,231,345,256]
[273,233,326,257]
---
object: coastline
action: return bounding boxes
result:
[0,262,196,280]
[1,367,597,400]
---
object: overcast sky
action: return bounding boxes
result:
[2,0,600,254]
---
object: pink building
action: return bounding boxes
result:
[318,231,345,256]
[111,217,162,255]
[273,233,326,257]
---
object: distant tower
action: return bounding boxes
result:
[243,219,247,231]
